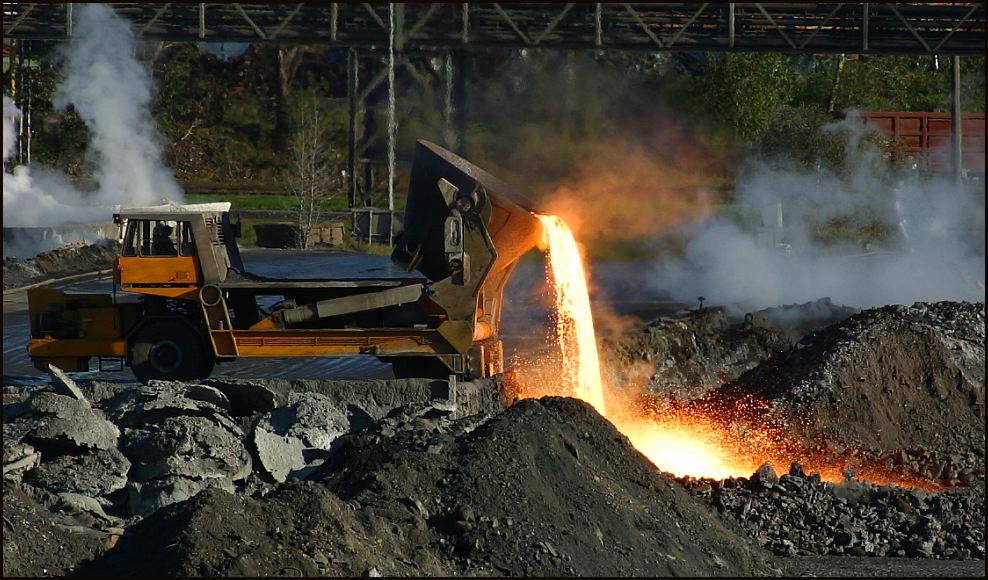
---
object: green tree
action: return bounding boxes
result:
[681,53,794,141]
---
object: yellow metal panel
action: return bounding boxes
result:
[32,357,89,372]
[119,256,200,286]
[29,337,127,357]
[231,330,448,357]
[119,287,199,300]
[77,307,122,340]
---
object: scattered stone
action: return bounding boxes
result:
[3,442,41,481]
[47,365,88,402]
[751,463,779,489]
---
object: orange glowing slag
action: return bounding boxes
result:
[617,416,757,480]
[537,214,607,416]
[535,213,749,479]
[529,213,939,489]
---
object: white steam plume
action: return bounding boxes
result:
[650,117,985,310]
[3,3,182,230]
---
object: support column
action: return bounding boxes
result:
[452,51,467,157]
[950,55,963,185]
[347,49,358,209]
[362,58,378,206]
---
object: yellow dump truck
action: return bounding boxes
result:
[27,141,544,383]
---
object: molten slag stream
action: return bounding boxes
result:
[533,213,936,489]
[538,213,740,478]
[537,214,607,415]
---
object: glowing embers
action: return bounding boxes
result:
[617,416,756,480]
[525,212,942,490]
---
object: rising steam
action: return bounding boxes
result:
[650,117,985,310]
[3,3,182,231]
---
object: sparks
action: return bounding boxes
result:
[537,214,607,416]
[525,212,942,490]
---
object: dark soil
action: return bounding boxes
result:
[701,302,985,464]
[80,398,783,577]
[605,298,858,402]
[2,483,109,577]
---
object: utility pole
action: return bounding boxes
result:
[950,55,963,185]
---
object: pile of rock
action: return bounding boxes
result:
[4,371,496,525]
[680,463,985,560]
[84,397,782,577]
[4,369,129,526]
[705,301,985,458]
[604,298,858,402]
[2,239,118,290]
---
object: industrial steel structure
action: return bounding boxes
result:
[4,3,984,54]
[4,3,985,205]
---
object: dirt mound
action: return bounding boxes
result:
[321,397,782,576]
[83,398,782,576]
[3,239,118,290]
[606,298,858,401]
[79,481,449,577]
[2,482,110,577]
[707,302,984,456]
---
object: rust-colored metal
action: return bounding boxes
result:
[856,111,985,174]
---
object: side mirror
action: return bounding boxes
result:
[231,214,243,238]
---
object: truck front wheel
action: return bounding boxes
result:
[129,319,215,383]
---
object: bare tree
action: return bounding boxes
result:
[286,95,342,249]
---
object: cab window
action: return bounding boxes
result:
[179,222,196,256]
[122,220,193,257]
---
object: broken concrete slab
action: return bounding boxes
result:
[283,392,350,451]
[203,379,278,416]
[253,428,306,483]
[109,383,233,427]
[26,392,120,452]
[126,475,236,517]
[252,393,350,483]
[3,386,37,421]
[48,364,88,402]
[24,448,130,501]
[122,414,251,482]
[57,492,117,524]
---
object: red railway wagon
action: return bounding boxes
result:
[855,112,985,175]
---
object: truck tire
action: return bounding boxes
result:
[129,319,215,383]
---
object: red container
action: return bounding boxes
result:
[855,111,985,174]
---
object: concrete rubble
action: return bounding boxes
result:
[253,392,350,482]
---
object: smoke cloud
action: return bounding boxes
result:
[3,3,182,232]
[649,117,985,310]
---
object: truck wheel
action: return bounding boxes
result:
[129,320,215,383]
